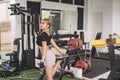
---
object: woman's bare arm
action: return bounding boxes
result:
[50,38,63,55]
[41,41,48,61]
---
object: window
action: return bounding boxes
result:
[42,9,61,34]
[75,0,84,6]
[77,8,84,30]
[61,0,73,4]
[0,1,12,52]
[45,0,59,2]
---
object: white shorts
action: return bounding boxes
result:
[45,50,56,66]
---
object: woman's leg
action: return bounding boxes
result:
[45,66,54,80]
[45,50,57,79]
[52,60,62,76]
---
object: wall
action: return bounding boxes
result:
[102,0,113,39]
[85,0,93,42]
[92,12,103,39]
[86,0,113,42]
[0,2,10,22]
[112,0,120,35]
[41,1,78,11]
[86,0,120,40]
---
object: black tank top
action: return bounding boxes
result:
[36,32,52,46]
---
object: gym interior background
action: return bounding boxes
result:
[0,0,120,80]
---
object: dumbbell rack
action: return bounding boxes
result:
[52,33,79,47]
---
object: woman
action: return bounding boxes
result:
[37,18,63,80]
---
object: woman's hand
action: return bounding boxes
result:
[39,60,45,68]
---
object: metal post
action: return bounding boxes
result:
[107,44,115,80]
[0,26,1,51]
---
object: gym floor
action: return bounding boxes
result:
[0,68,80,80]
[0,53,111,80]
[83,57,110,78]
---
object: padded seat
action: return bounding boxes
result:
[91,39,107,57]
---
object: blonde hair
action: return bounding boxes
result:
[42,18,51,28]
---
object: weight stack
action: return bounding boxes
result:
[25,49,35,69]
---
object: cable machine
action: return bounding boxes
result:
[8,3,36,69]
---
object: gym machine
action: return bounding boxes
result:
[91,38,120,80]
[68,38,92,73]
[2,2,42,79]
[0,3,33,78]
[91,32,102,57]
[53,32,92,73]
[8,3,35,70]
